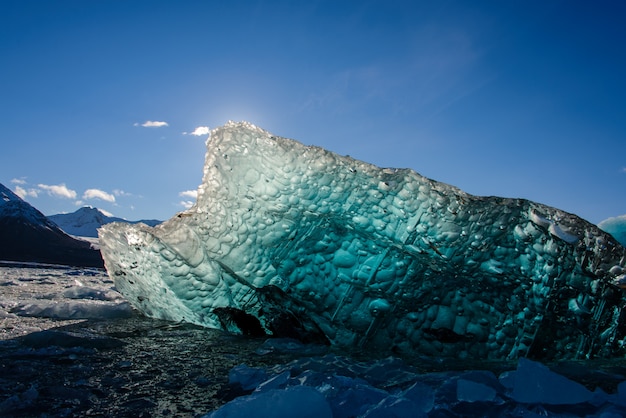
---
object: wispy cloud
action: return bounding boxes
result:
[298,24,486,121]
[183,126,210,136]
[113,189,132,197]
[134,121,169,128]
[14,185,38,199]
[10,178,26,185]
[621,167,626,173]
[83,188,116,203]
[38,183,77,199]
[179,190,198,199]
[179,200,194,209]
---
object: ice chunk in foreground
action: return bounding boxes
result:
[99,121,626,360]
[204,354,626,417]
[202,386,332,418]
[504,358,593,405]
[456,375,499,403]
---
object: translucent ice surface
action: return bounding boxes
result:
[99,121,626,360]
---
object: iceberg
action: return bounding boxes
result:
[599,214,626,247]
[99,121,626,360]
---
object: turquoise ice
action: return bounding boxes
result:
[99,122,626,360]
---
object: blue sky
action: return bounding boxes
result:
[1,1,624,224]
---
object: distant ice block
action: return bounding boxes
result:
[99,121,626,360]
[599,214,626,247]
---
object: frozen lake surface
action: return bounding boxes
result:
[1,263,626,417]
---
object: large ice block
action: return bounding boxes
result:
[99,121,626,360]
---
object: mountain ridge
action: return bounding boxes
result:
[0,183,103,267]
[48,206,161,238]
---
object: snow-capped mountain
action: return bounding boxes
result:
[48,207,161,238]
[0,183,103,267]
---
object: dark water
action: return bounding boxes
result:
[1,313,626,417]
[0,315,298,417]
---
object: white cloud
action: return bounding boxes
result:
[83,188,116,203]
[10,178,26,185]
[14,186,38,199]
[13,186,26,199]
[135,120,169,128]
[38,183,77,199]
[179,190,198,199]
[99,208,115,217]
[184,126,210,136]
[179,200,194,209]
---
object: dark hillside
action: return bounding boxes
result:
[0,184,103,268]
